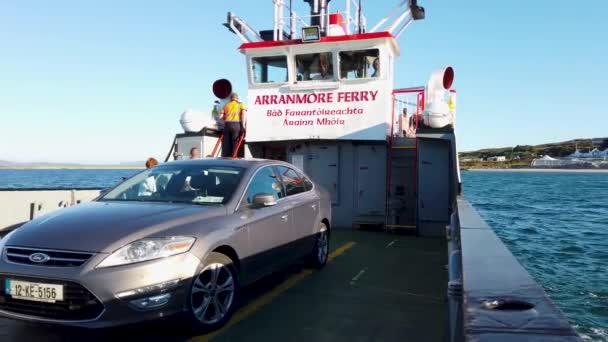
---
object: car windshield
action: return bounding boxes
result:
[99,164,244,205]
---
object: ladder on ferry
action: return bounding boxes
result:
[386,138,418,234]
[385,88,423,234]
[208,131,246,158]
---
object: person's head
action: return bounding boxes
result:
[319,54,330,76]
[230,92,239,102]
[373,57,379,71]
[189,147,201,159]
[145,157,158,169]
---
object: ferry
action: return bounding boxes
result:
[0,1,580,340]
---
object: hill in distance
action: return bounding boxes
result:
[0,160,145,169]
[460,138,597,160]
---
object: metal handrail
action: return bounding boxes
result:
[275,0,368,40]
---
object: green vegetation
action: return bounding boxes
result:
[460,160,530,169]
[459,139,595,169]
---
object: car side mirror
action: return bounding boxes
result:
[252,193,277,208]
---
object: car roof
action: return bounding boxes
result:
[164,158,289,169]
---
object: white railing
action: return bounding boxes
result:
[227,0,420,43]
[225,12,263,43]
[343,0,368,34]
[274,0,367,40]
[393,87,425,138]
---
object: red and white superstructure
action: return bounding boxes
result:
[221,0,456,142]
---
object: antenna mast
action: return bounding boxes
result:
[369,0,425,39]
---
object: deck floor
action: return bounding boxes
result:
[0,230,447,341]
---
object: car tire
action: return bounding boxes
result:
[307,222,330,269]
[187,252,239,332]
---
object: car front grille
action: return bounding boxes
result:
[5,247,94,267]
[0,274,104,321]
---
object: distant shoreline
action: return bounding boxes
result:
[0,165,144,170]
[466,168,608,173]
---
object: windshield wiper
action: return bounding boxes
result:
[173,200,223,206]
[100,198,174,203]
[100,198,221,205]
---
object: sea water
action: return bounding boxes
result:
[462,171,607,341]
[0,169,139,189]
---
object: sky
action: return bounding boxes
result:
[1,0,607,163]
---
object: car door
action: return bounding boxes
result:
[276,166,319,258]
[239,166,293,281]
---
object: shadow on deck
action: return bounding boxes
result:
[0,230,447,341]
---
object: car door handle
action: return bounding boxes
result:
[281,214,289,222]
[311,204,317,210]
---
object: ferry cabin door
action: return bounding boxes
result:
[355,144,387,220]
[417,138,450,236]
[305,145,339,205]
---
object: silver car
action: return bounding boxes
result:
[0,159,331,331]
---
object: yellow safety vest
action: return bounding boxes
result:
[223,101,246,122]
[448,94,456,112]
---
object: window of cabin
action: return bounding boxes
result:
[251,56,288,84]
[339,49,380,80]
[294,52,334,81]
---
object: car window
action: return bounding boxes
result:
[243,166,283,206]
[304,177,313,191]
[276,166,310,196]
[100,164,244,205]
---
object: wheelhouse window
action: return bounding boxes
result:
[251,56,288,84]
[100,164,244,205]
[339,49,380,80]
[295,52,334,81]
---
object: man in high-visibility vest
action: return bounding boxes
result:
[221,92,246,157]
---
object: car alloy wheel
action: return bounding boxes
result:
[308,222,329,269]
[317,228,329,264]
[189,252,238,329]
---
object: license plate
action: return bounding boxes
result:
[5,279,64,303]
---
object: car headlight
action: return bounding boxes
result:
[97,236,196,268]
[0,230,17,254]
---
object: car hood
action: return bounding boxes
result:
[5,201,225,253]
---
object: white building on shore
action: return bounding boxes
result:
[487,156,506,162]
[569,148,608,160]
[531,155,566,167]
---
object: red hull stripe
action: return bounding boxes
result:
[239,32,394,50]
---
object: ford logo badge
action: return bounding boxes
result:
[29,253,51,263]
